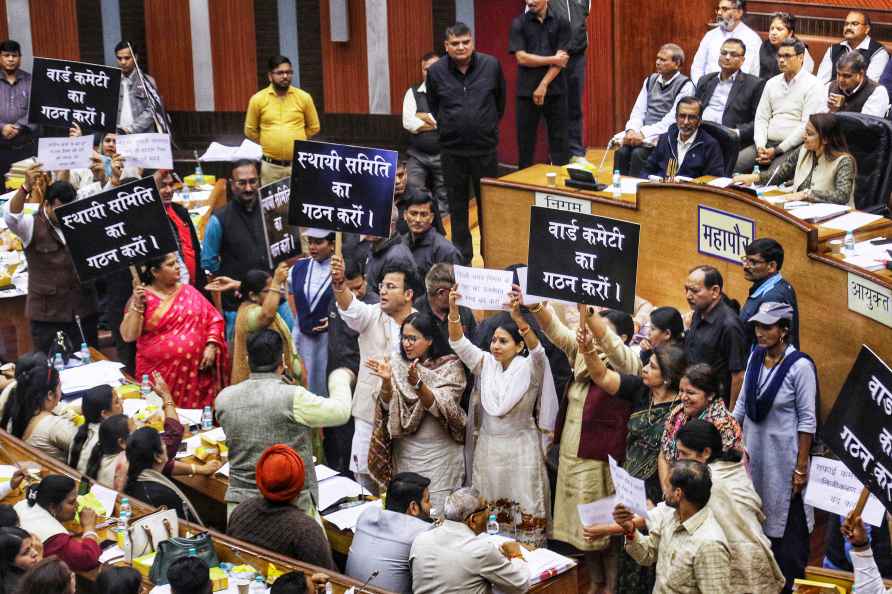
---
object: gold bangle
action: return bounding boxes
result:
[447,314,461,323]
[528,303,544,313]
[583,345,597,354]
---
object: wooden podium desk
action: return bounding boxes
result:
[481,164,892,419]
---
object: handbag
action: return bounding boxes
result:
[149,532,219,585]
[128,507,179,558]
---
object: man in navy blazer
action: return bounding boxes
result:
[642,96,726,179]
[695,38,765,149]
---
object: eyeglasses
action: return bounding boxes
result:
[378,282,404,293]
[401,335,421,344]
[233,178,259,187]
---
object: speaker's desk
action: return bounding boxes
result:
[481,165,892,419]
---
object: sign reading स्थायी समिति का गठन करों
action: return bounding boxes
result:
[698,204,755,264]
[54,176,178,282]
[259,177,302,266]
[822,345,892,515]
[526,206,640,313]
[288,140,397,237]
[28,57,121,133]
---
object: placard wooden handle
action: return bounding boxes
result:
[335,231,343,258]
[852,487,871,518]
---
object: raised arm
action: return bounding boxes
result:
[119,282,146,342]
[330,254,354,311]
[578,305,621,396]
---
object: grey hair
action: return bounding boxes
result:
[660,43,685,66]
[425,262,455,292]
[443,487,482,522]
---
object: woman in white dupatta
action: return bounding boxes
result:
[447,285,556,548]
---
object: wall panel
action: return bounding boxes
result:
[208,0,257,111]
[387,0,434,114]
[0,1,8,41]
[587,0,613,146]
[29,0,79,60]
[319,0,368,113]
[144,0,194,111]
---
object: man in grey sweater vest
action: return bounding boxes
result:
[612,44,694,177]
[215,329,352,519]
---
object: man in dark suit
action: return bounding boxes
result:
[695,38,764,154]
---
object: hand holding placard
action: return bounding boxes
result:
[608,455,648,518]
[453,265,513,311]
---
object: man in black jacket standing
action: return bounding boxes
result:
[550,0,591,166]
[695,38,764,154]
[426,22,506,264]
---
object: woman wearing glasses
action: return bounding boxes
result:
[446,286,554,548]
[366,311,467,511]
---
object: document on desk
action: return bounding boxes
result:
[483,534,577,588]
[820,211,884,232]
[620,177,644,194]
[216,462,230,478]
[59,360,125,394]
[317,475,367,511]
[314,464,340,482]
[323,499,382,531]
[785,203,849,223]
[177,408,203,426]
[706,177,734,188]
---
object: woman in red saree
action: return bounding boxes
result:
[120,253,228,409]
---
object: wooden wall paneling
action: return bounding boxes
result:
[29,0,79,60]
[0,1,8,41]
[587,0,614,146]
[76,0,104,65]
[254,0,279,93]
[119,0,149,73]
[611,0,714,131]
[749,1,892,20]
[297,0,324,110]
[319,0,369,113]
[208,0,258,111]
[144,0,195,111]
[387,0,434,114]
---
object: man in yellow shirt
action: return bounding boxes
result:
[245,55,321,184]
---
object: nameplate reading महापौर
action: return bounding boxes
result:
[848,273,892,329]
[697,205,755,264]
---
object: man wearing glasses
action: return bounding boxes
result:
[245,55,321,185]
[739,238,799,349]
[817,11,888,86]
[331,257,417,494]
[695,39,765,159]
[410,487,529,594]
[202,160,275,336]
[739,38,823,174]
[690,0,763,84]
[641,97,726,179]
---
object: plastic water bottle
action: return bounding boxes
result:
[611,169,622,198]
[752,165,763,197]
[180,181,191,201]
[120,497,131,518]
[140,374,152,399]
[843,231,856,256]
[53,353,64,374]
[194,164,205,187]
[249,575,266,593]
[201,406,214,430]
[118,509,132,560]
[79,342,91,365]
[486,514,499,535]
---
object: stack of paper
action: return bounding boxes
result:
[785,203,850,223]
[317,475,368,511]
[175,427,226,459]
[524,548,577,584]
[820,211,884,232]
[177,408,204,427]
[198,139,262,162]
[59,361,125,394]
[323,499,382,531]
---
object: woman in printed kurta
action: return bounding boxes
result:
[121,253,228,409]
[367,311,466,512]
[448,287,552,548]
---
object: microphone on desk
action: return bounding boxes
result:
[355,569,380,594]
[353,454,368,499]
[595,139,616,174]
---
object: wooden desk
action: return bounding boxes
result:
[482,165,892,418]
[0,429,393,594]
[0,293,30,359]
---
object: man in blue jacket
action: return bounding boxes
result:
[642,96,726,179]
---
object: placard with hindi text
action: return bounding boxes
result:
[54,177,178,281]
[822,345,892,514]
[28,57,121,133]
[526,206,640,312]
[288,140,397,237]
[259,178,301,266]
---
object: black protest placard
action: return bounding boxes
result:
[822,345,892,515]
[527,206,640,312]
[259,177,302,266]
[288,140,397,236]
[55,177,178,281]
[28,57,121,133]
